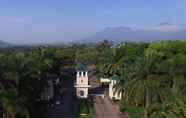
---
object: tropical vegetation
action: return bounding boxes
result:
[0,40,186,118]
[0,47,75,118]
[76,40,186,118]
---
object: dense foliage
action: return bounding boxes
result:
[76,40,186,118]
[0,40,186,118]
[0,47,76,118]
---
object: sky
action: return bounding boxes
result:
[0,0,186,44]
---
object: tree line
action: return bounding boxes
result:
[76,40,186,118]
[0,47,76,118]
[0,40,186,118]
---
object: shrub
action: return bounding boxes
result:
[120,103,144,118]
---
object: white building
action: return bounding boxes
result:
[74,71,91,98]
[100,76,122,100]
[109,79,122,100]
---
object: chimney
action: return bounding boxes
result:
[85,71,88,77]
[77,71,80,77]
[81,71,84,77]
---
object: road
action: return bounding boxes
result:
[93,96,126,118]
[47,70,126,118]
[48,76,75,118]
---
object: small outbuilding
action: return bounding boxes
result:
[100,75,122,100]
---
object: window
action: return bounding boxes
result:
[81,80,83,83]
[80,90,84,96]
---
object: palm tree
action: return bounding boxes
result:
[123,50,168,118]
[101,48,124,76]
[0,49,54,118]
[0,89,29,118]
[146,41,186,96]
[148,96,186,118]
[113,63,135,99]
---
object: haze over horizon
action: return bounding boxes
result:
[0,0,186,44]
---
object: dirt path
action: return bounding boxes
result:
[93,96,126,118]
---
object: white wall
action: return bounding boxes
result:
[76,88,88,98]
[76,71,88,86]
[109,80,122,100]
[100,78,110,83]
[75,71,90,98]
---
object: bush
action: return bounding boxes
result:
[74,98,92,118]
[120,103,144,118]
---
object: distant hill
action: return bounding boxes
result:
[0,40,12,48]
[82,24,186,43]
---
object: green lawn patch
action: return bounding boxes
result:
[74,98,93,118]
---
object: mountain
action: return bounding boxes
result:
[0,40,12,48]
[83,24,186,43]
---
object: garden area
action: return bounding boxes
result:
[73,97,93,118]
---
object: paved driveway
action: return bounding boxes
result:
[48,77,75,118]
[93,96,126,118]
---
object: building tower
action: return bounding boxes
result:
[74,71,91,98]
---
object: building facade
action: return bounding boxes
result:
[74,71,91,98]
[100,77,122,100]
[109,79,122,100]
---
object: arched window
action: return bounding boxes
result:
[80,90,84,96]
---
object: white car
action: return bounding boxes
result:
[55,101,60,105]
